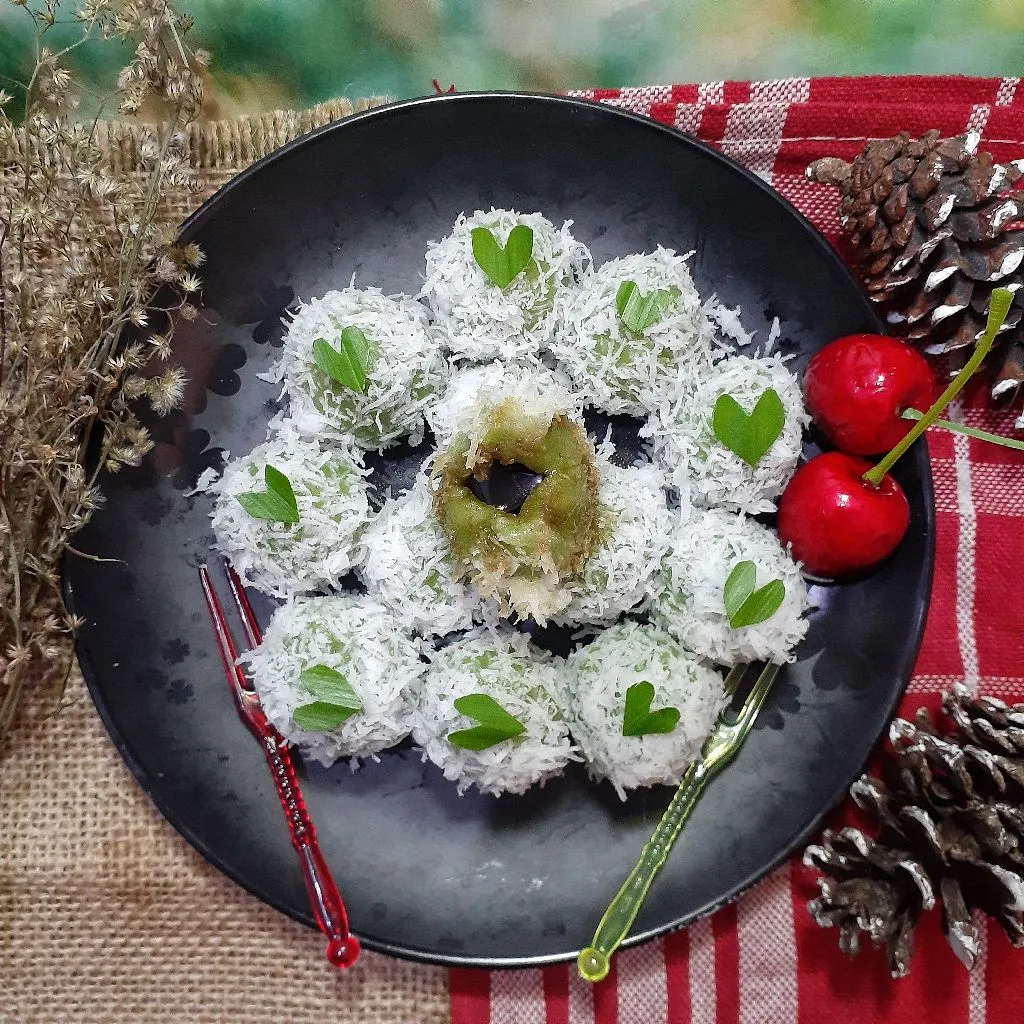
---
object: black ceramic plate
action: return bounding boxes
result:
[64,93,933,968]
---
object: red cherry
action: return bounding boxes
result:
[777,451,910,579]
[804,334,934,456]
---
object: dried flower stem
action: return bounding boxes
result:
[0,0,209,749]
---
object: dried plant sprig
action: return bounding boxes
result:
[0,0,207,743]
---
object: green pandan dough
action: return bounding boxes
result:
[432,400,601,623]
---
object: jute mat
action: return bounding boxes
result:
[0,97,452,1024]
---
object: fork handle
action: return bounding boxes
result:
[577,760,711,982]
[261,734,361,968]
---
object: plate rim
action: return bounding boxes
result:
[67,90,936,968]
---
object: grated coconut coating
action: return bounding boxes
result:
[412,626,577,796]
[268,285,449,450]
[210,430,372,598]
[651,507,810,665]
[242,594,424,766]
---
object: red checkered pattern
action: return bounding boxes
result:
[449,76,1024,1024]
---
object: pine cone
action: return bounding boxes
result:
[805,685,1024,977]
[805,825,934,977]
[808,131,1024,407]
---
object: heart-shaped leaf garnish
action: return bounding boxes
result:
[712,387,785,467]
[471,224,534,289]
[448,692,525,750]
[621,681,680,737]
[312,326,371,393]
[723,559,786,628]
[235,464,299,523]
[292,664,362,732]
[299,664,362,712]
[292,701,354,731]
[615,280,676,334]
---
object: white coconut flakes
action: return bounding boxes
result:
[420,208,591,363]
[412,626,577,796]
[267,285,449,451]
[241,594,424,766]
[209,430,372,598]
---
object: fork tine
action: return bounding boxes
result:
[198,564,242,681]
[722,662,748,698]
[199,563,254,715]
[222,558,263,648]
[732,663,782,729]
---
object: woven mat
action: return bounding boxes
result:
[0,95,450,1024]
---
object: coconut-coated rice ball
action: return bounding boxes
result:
[210,431,371,598]
[565,620,727,798]
[650,507,810,665]
[548,247,717,416]
[553,458,676,626]
[412,627,576,796]
[270,285,448,450]
[644,353,809,515]
[357,475,498,637]
[241,594,424,766]
[420,208,591,363]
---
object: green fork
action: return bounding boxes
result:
[577,661,783,982]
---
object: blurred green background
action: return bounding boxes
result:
[3,0,1024,115]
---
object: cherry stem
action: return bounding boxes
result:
[900,408,1024,451]
[862,287,1014,487]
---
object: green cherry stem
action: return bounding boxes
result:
[862,287,1014,488]
[900,408,1024,451]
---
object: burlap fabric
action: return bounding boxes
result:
[0,96,451,1024]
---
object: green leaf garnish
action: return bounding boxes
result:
[471,225,534,289]
[312,326,371,393]
[264,465,295,504]
[235,464,300,523]
[615,280,676,334]
[723,559,785,628]
[447,692,525,750]
[292,701,355,731]
[291,666,361,732]
[723,559,756,618]
[621,681,680,737]
[712,388,785,467]
[299,664,362,714]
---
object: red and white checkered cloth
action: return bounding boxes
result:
[447,75,1024,1024]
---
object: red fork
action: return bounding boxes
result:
[198,559,361,969]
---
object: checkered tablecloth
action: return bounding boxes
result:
[449,75,1024,1024]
